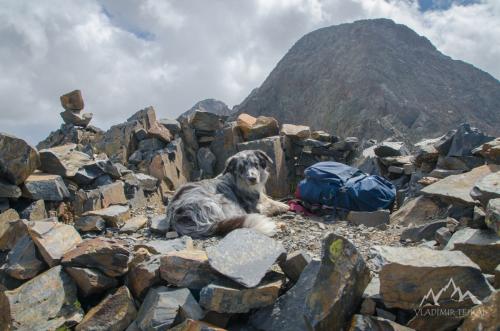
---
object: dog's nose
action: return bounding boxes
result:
[247,176,257,184]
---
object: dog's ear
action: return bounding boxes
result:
[255,150,273,167]
[223,156,238,174]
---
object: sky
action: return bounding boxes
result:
[0,0,499,145]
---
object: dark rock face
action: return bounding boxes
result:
[235,19,500,143]
[0,133,40,185]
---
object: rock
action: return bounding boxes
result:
[458,290,500,331]
[210,121,243,174]
[160,249,222,289]
[471,172,500,208]
[84,205,131,227]
[421,164,500,206]
[435,227,452,246]
[159,118,181,135]
[123,172,159,192]
[400,219,449,242]
[414,137,440,165]
[150,214,170,234]
[444,228,500,274]
[19,199,48,221]
[473,137,500,163]
[99,181,127,208]
[374,142,408,157]
[148,122,172,143]
[135,286,204,330]
[148,138,190,190]
[417,176,440,186]
[207,229,286,288]
[348,315,414,331]
[73,158,121,185]
[74,215,106,232]
[74,188,102,216]
[39,144,92,177]
[347,210,390,228]
[200,272,284,313]
[62,238,130,277]
[4,234,45,280]
[0,266,83,330]
[447,123,494,157]
[374,246,493,309]
[65,266,118,297]
[0,133,40,185]
[60,109,93,127]
[75,286,137,331]
[169,319,225,331]
[60,90,84,110]
[278,250,311,282]
[135,236,193,255]
[28,220,82,267]
[390,196,447,226]
[190,110,223,132]
[0,214,25,250]
[280,124,311,139]
[428,168,463,179]
[303,233,371,331]
[495,265,500,289]
[0,198,8,213]
[244,116,279,141]
[0,179,21,198]
[238,136,289,198]
[120,215,148,234]
[22,173,70,201]
[127,256,161,299]
[250,261,321,331]
[197,147,216,178]
[97,120,141,164]
[486,198,500,236]
[436,155,484,171]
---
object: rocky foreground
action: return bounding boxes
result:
[0,90,499,331]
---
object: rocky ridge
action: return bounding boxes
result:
[0,90,499,330]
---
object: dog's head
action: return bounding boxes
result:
[223,150,273,187]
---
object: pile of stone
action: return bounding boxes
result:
[59,90,93,128]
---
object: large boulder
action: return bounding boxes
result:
[22,173,70,201]
[390,196,447,227]
[134,286,204,330]
[4,234,45,280]
[127,255,161,299]
[0,133,40,185]
[304,233,371,331]
[0,179,21,198]
[210,121,243,175]
[62,238,130,277]
[447,123,494,157]
[458,290,500,331]
[75,286,137,331]
[148,139,191,190]
[97,121,141,164]
[348,315,414,331]
[39,144,92,177]
[280,124,311,139]
[470,172,500,208]
[200,272,284,313]
[27,220,82,267]
[99,181,127,208]
[473,137,500,163]
[60,109,93,127]
[0,266,83,330]
[206,229,286,288]
[65,267,118,297]
[0,213,25,250]
[374,141,408,157]
[238,136,289,198]
[83,205,131,227]
[421,164,500,206]
[60,90,84,110]
[486,198,500,236]
[445,228,500,274]
[374,246,493,310]
[236,114,279,141]
[190,110,224,132]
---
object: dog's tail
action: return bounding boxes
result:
[212,214,276,236]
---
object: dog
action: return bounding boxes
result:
[165,150,289,238]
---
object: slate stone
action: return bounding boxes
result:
[60,89,84,110]
[27,220,82,267]
[445,228,500,274]
[207,228,286,288]
[447,123,494,157]
[158,118,181,135]
[278,250,311,282]
[197,147,216,178]
[65,266,118,297]
[347,210,390,228]
[200,272,284,314]
[458,290,500,331]
[75,286,137,331]
[0,266,83,330]
[0,133,40,185]
[84,204,131,228]
[127,256,161,299]
[22,173,70,201]
[435,227,452,246]
[123,172,159,192]
[374,142,408,157]
[135,286,204,330]
[39,144,92,177]
[374,246,494,310]
[280,124,311,139]
[73,159,121,185]
[120,215,148,234]
[473,137,500,163]
[304,233,371,331]
[4,234,45,280]
[74,215,106,232]
[134,236,194,255]
[400,219,449,242]
[0,214,25,250]
[99,181,127,208]
[74,188,102,216]
[19,199,47,221]
[348,315,414,331]
[62,238,130,277]
[160,249,222,289]
[190,110,223,132]
[250,261,320,331]
[150,214,170,234]
[389,196,447,227]
[209,121,243,174]
[0,179,21,198]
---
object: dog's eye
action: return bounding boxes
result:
[260,160,267,168]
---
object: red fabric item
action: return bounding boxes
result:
[287,200,314,216]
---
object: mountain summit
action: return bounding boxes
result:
[235,19,500,143]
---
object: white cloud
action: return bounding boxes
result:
[0,0,498,145]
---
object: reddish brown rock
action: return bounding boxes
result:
[60,90,84,110]
[0,133,40,185]
[99,181,127,208]
[65,266,118,297]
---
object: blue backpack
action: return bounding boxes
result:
[296,162,395,212]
